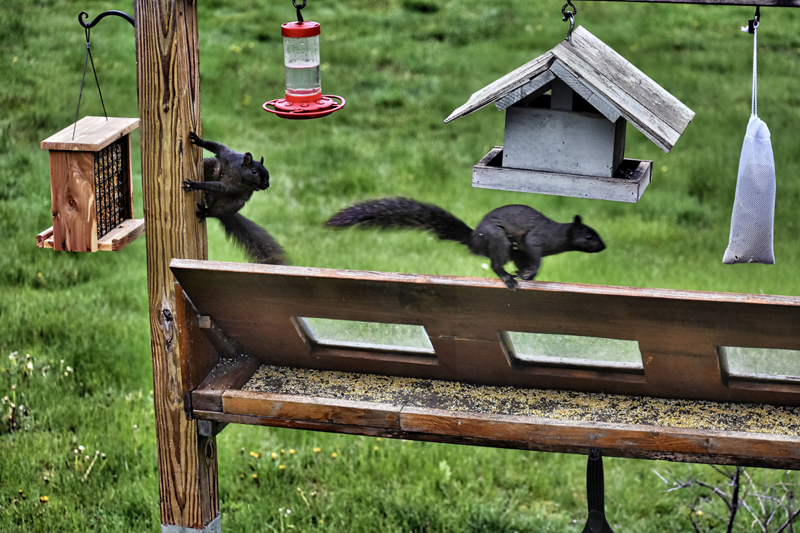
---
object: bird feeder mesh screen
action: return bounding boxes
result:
[94,137,130,239]
[723,116,775,265]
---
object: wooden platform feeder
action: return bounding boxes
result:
[171,261,800,471]
[37,116,144,252]
[445,26,695,203]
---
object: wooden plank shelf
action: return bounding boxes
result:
[171,260,800,469]
[190,361,800,470]
[36,218,145,252]
[473,146,652,202]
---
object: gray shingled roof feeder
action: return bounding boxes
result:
[445,26,695,203]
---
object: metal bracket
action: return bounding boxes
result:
[197,420,228,438]
[78,10,135,29]
[582,448,615,533]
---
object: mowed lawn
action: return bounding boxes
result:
[2,0,800,531]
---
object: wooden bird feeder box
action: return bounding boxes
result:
[37,116,144,252]
[445,26,695,203]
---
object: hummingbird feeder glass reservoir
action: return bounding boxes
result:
[263,5,345,119]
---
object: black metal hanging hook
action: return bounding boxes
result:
[293,0,307,24]
[562,0,577,44]
[72,10,135,140]
[78,10,135,30]
[747,6,760,34]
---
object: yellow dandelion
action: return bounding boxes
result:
[289,449,295,455]
[279,465,286,470]
[280,449,285,454]
[376,438,381,442]
[249,451,261,458]
[313,447,321,453]
[331,452,337,459]
[39,496,49,504]
[271,452,277,460]
[374,446,379,451]
[252,473,258,479]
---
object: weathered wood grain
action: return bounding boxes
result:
[548,61,623,123]
[48,150,97,252]
[40,116,139,152]
[223,390,403,429]
[36,227,54,249]
[495,70,555,111]
[556,27,694,136]
[135,0,215,529]
[552,40,681,152]
[192,355,262,413]
[444,52,554,123]
[96,218,145,251]
[474,147,652,202]
[171,261,800,407]
[446,26,694,155]
[502,107,623,177]
[175,283,221,416]
[189,399,800,470]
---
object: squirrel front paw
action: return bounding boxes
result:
[182,180,199,191]
[188,131,203,147]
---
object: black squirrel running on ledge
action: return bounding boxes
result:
[183,132,286,265]
[325,197,605,290]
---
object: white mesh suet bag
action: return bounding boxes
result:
[723,21,775,265]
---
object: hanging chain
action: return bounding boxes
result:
[72,22,109,140]
[293,0,307,24]
[562,0,577,44]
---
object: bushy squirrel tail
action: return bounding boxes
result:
[325,197,473,245]
[218,213,287,265]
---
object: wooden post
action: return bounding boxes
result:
[134,0,218,531]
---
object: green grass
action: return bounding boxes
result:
[2,0,800,531]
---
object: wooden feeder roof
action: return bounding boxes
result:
[41,116,140,152]
[445,26,695,153]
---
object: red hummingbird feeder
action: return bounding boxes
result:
[263,0,345,120]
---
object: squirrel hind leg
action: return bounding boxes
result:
[511,251,540,281]
[489,257,518,290]
[196,203,208,222]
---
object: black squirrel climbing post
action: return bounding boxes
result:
[134,0,218,532]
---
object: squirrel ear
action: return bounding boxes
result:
[573,215,582,225]
[260,156,264,165]
[243,152,253,166]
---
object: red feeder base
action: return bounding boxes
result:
[263,95,345,119]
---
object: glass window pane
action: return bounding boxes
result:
[505,332,642,370]
[721,347,800,381]
[299,317,435,355]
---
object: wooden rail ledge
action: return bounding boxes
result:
[171,260,800,470]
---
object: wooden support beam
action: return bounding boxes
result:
[134,0,217,531]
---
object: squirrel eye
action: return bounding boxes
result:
[251,169,257,174]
